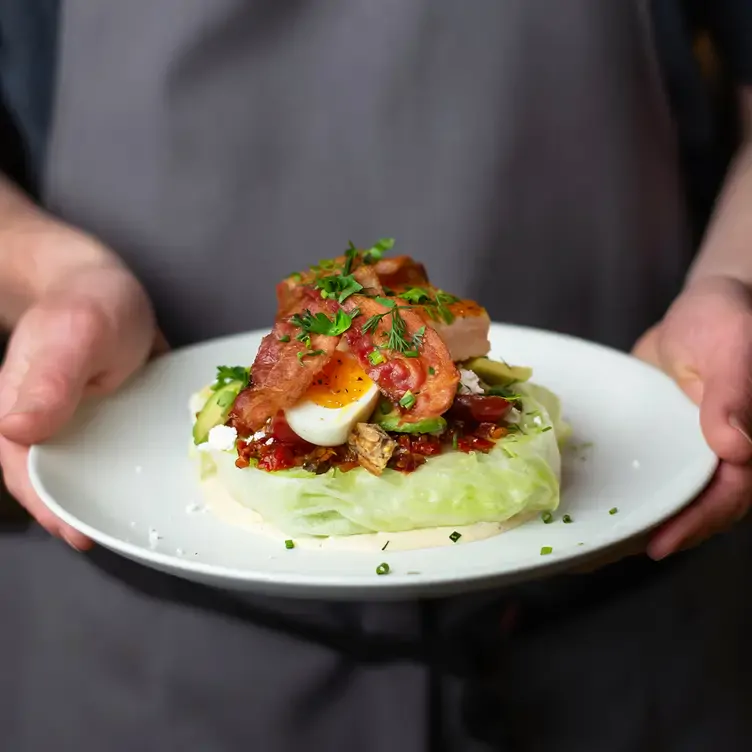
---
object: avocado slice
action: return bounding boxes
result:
[463,357,532,386]
[192,381,244,445]
[372,399,447,435]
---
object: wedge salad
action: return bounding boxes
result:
[190,238,569,539]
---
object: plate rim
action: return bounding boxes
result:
[28,322,720,596]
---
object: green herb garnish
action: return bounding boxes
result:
[315,273,363,303]
[609,507,619,515]
[364,238,395,264]
[400,287,432,304]
[449,531,462,543]
[376,562,390,575]
[562,514,573,524]
[399,390,416,410]
[368,350,386,366]
[452,432,459,450]
[291,308,358,338]
[541,511,553,524]
[212,365,250,391]
[540,546,553,556]
[381,540,390,551]
[278,334,291,343]
[428,366,436,376]
[285,539,295,549]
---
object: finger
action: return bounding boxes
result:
[647,462,751,560]
[151,329,171,357]
[0,436,93,550]
[699,361,752,465]
[0,301,108,445]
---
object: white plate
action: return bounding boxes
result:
[29,324,717,600]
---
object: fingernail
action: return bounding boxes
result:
[62,531,88,552]
[730,416,752,445]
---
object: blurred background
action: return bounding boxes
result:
[0,1,749,528]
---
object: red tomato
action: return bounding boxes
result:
[257,444,296,472]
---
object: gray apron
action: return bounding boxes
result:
[2,1,752,750]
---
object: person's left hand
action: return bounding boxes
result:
[633,274,752,560]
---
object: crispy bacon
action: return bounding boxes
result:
[228,318,339,435]
[342,294,459,421]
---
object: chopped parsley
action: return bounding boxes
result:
[211,365,250,391]
[291,308,359,339]
[376,562,390,575]
[363,237,395,264]
[315,272,363,303]
[399,390,416,410]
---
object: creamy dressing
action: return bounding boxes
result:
[199,474,534,552]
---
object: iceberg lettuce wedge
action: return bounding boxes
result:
[196,382,566,537]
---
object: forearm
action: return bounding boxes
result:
[0,173,118,329]
[685,89,752,287]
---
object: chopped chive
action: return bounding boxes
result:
[376,562,390,575]
[452,432,459,450]
[289,272,302,282]
[541,511,553,524]
[381,540,390,551]
[428,366,436,375]
[540,546,553,556]
[278,334,291,343]
[399,390,416,410]
[541,426,552,432]
[403,349,420,358]
[284,539,295,549]
[562,514,573,524]
[609,507,619,515]
[449,531,462,543]
[368,349,386,366]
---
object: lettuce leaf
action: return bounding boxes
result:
[195,383,565,537]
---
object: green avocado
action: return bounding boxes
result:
[192,381,244,445]
[372,398,447,435]
[463,357,532,386]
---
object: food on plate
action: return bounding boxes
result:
[190,237,569,539]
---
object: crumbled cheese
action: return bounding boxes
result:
[207,424,238,452]
[506,407,522,424]
[458,369,484,395]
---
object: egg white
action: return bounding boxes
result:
[284,382,381,446]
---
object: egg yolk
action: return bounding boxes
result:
[305,353,374,408]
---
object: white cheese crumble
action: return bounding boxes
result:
[458,369,484,395]
[207,424,238,452]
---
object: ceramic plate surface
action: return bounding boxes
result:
[29,324,717,599]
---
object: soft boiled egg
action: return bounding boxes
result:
[284,352,381,446]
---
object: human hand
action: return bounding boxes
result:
[0,251,161,550]
[633,275,752,560]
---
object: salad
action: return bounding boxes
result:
[190,238,568,538]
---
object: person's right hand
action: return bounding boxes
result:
[0,260,160,550]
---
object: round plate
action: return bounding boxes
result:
[29,324,717,600]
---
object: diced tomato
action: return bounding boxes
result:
[411,434,443,456]
[457,435,495,453]
[448,395,511,424]
[257,444,296,472]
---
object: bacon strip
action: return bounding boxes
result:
[229,319,340,436]
[342,295,458,421]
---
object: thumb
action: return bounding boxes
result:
[698,346,752,465]
[0,302,107,445]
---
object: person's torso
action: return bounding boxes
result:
[41,0,690,352]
